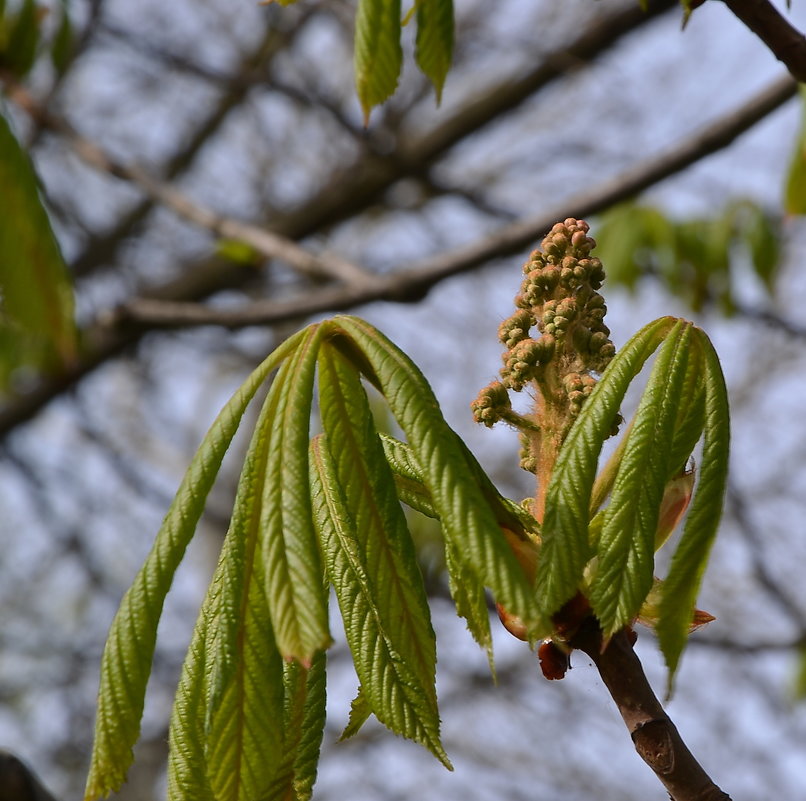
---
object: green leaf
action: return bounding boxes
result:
[736,202,780,292]
[265,655,328,801]
[3,0,39,76]
[535,317,678,620]
[0,113,75,385]
[312,340,448,765]
[415,0,453,103]
[328,316,540,633]
[656,329,730,694]
[588,321,693,637]
[785,86,806,215]
[50,7,73,74]
[84,331,305,801]
[204,382,288,801]
[166,593,216,801]
[261,326,331,664]
[354,0,402,123]
[340,686,373,741]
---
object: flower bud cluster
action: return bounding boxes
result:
[472,219,619,476]
[471,381,512,428]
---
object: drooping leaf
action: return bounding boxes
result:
[50,6,73,74]
[0,113,75,388]
[84,331,306,801]
[264,655,328,801]
[588,321,693,637]
[312,340,448,764]
[166,591,216,801]
[261,325,331,664]
[656,329,730,694]
[415,0,453,103]
[327,316,540,633]
[535,317,678,620]
[354,0,402,123]
[204,381,288,801]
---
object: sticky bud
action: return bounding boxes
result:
[538,640,570,680]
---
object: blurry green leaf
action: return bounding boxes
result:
[354,0,402,123]
[737,202,780,291]
[215,237,261,266]
[2,0,39,75]
[50,8,73,74]
[785,87,806,215]
[415,0,453,103]
[795,645,806,700]
[0,113,75,383]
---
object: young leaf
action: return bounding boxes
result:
[261,326,331,664]
[313,340,448,765]
[166,594,216,801]
[0,113,76,380]
[656,329,730,693]
[354,0,403,123]
[415,0,453,102]
[588,321,693,637]
[84,331,305,801]
[535,316,678,619]
[204,382,288,801]
[328,316,540,633]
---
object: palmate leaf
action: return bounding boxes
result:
[328,316,540,632]
[312,340,448,764]
[588,321,693,637]
[84,331,306,801]
[534,317,678,620]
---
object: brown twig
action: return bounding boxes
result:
[571,623,732,801]
[720,0,806,82]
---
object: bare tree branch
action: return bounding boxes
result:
[118,74,797,329]
[6,82,375,286]
[0,73,795,443]
[720,0,806,81]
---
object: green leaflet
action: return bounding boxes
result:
[261,326,331,663]
[657,330,730,694]
[379,433,495,669]
[84,330,305,801]
[263,655,328,801]
[0,113,75,391]
[340,686,373,741]
[354,0,402,123]
[588,322,693,637]
[166,592,216,801]
[329,316,540,633]
[415,0,453,103]
[535,317,678,619]
[204,379,288,801]
[313,341,448,765]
